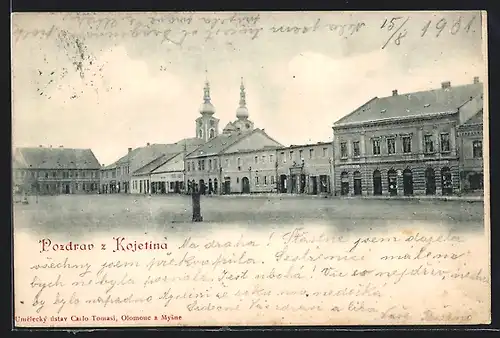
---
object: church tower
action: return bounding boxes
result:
[232,77,254,132]
[195,76,219,142]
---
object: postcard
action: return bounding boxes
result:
[11,11,489,327]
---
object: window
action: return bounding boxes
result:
[281,152,286,163]
[340,142,348,158]
[269,154,274,163]
[387,138,396,154]
[372,139,381,155]
[256,176,259,185]
[402,136,412,153]
[214,159,218,169]
[299,150,303,159]
[45,172,49,178]
[440,133,450,152]
[52,171,57,178]
[262,155,266,163]
[264,176,268,185]
[170,182,175,190]
[209,129,215,139]
[225,159,230,167]
[201,160,205,171]
[473,140,482,158]
[198,160,202,171]
[271,176,275,184]
[255,156,258,164]
[353,141,360,157]
[187,162,190,171]
[209,159,212,170]
[289,151,294,160]
[237,158,242,167]
[323,147,328,157]
[309,149,314,159]
[424,135,434,153]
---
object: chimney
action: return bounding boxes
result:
[59,145,63,148]
[39,145,42,147]
[146,142,150,146]
[101,164,105,167]
[128,147,132,153]
[473,76,480,84]
[392,89,398,96]
[49,145,52,148]
[441,81,451,89]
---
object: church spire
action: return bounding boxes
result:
[236,77,249,120]
[239,77,246,107]
[203,69,211,103]
[199,69,215,116]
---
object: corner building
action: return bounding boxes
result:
[332,78,484,197]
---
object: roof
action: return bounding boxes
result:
[334,83,484,127]
[13,147,101,170]
[462,109,483,126]
[458,109,484,130]
[186,130,254,159]
[104,138,205,173]
[132,152,181,176]
[280,141,332,150]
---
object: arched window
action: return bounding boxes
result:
[209,128,215,139]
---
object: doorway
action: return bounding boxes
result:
[208,179,213,194]
[242,177,250,193]
[279,175,287,193]
[300,174,306,193]
[340,171,349,196]
[353,171,362,195]
[468,172,483,191]
[223,177,231,194]
[425,167,436,195]
[441,167,453,195]
[213,178,218,194]
[403,168,413,196]
[291,175,297,193]
[387,169,397,196]
[373,170,382,195]
[311,176,318,195]
[65,184,70,194]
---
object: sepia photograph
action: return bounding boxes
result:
[11,11,489,328]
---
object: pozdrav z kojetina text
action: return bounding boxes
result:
[38,237,168,253]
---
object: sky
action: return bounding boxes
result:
[11,11,486,165]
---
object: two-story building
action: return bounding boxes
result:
[13,146,101,195]
[332,78,484,197]
[185,128,283,194]
[457,108,484,193]
[275,142,334,195]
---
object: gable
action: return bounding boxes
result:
[222,130,282,154]
[151,153,184,173]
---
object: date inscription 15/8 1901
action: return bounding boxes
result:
[380,15,478,49]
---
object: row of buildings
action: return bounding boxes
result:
[13,77,485,197]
